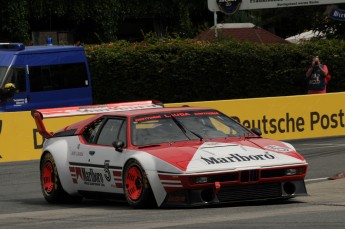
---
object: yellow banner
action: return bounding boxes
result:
[167,92,345,140]
[0,113,92,163]
[1,92,344,163]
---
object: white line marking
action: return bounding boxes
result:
[305,177,329,182]
[160,180,181,184]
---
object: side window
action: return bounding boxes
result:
[97,118,126,146]
[29,63,88,92]
[3,67,26,93]
[82,118,104,144]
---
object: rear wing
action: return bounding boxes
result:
[31,100,163,139]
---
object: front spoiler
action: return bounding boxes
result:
[161,180,308,207]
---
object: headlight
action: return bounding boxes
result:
[285,168,298,176]
[285,167,306,176]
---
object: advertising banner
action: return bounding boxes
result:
[330,8,345,21]
[208,0,345,12]
[240,0,345,10]
[167,92,345,140]
[1,92,345,163]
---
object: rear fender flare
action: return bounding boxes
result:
[40,140,78,195]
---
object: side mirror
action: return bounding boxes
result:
[251,128,262,136]
[112,140,125,152]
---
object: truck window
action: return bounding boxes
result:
[0,66,26,93]
[29,62,88,92]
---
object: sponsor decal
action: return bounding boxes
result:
[217,0,242,15]
[80,168,104,186]
[158,174,183,192]
[71,151,84,156]
[13,98,28,106]
[104,160,111,182]
[194,111,219,116]
[164,112,191,118]
[134,110,221,123]
[69,160,112,186]
[33,129,44,149]
[135,115,162,122]
[232,109,345,134]
[38,102,163,118]
[265,145,293,153]
[112,170,123,188]
[330,8,345,21]
[201,152,275,165]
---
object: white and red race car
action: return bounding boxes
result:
[32,100,308,208]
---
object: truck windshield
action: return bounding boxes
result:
[0,66,26,92]
[0,66,9,87]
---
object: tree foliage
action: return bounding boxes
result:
[0,1,30,42]
[0,0,122,43]
[85,39,345,104]
[1,1,345,43]
[0,0,210,43]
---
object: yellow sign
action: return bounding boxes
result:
[1,92,344,163]
[167,92,345,140]
[0,113,92,163]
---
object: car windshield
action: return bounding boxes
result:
[131,110,253,146]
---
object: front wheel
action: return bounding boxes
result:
[40,152,82,203]
[123,160,156,208]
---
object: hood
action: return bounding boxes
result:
[144,139,306,173]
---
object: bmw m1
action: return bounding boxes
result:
[32,100,308,208]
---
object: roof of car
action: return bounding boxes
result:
[104,106,214,116]
[61,106,217,133]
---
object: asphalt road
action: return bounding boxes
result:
[0,136,344,229]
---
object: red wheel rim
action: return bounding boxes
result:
[42,161,54,194]
[125,166,143,201]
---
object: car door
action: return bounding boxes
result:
[67,117,104,191]
[76,116,128,193]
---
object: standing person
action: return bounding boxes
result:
[305,56,331,94]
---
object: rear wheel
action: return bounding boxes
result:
[40,153,82,203]
[123,160,156,208]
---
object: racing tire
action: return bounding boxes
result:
[40,153,82,204]
[123,160,156,208]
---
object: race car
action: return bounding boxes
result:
[32,100,308,208]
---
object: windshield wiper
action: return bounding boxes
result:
[170,114,203,141]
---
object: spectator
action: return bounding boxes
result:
[305,56,331,94]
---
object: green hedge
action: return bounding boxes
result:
[85,39,345,104]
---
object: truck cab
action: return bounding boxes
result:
[0,43,93,111]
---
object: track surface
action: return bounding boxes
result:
[1,136,345,228]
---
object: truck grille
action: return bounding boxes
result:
[216,183,282,203]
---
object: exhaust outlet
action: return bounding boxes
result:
[283,182,296,195]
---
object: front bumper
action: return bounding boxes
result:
[162,180,308,207]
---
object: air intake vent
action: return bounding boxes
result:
[216,183,282,203]
[240,170,259,182]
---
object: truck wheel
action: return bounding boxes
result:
[40,153,82,203]
[123,160,156,208]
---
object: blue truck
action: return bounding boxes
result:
[0,43,93,111]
